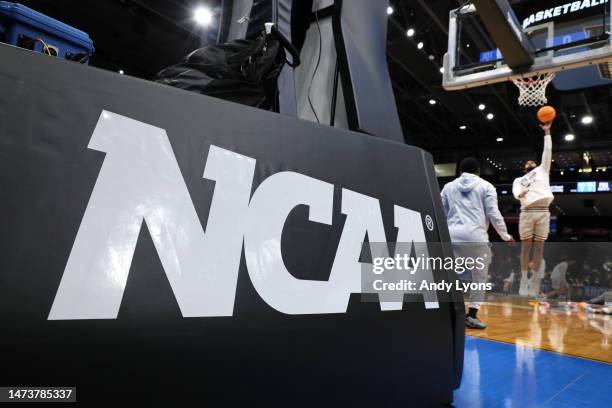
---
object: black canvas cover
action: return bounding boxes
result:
[154,35,285,110]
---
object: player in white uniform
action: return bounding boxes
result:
[513,123,554,297]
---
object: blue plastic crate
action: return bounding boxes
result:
[0,2,94,63]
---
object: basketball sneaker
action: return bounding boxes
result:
[466,316,487,329]
[528,262,546,297]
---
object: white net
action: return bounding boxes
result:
[511,72,556,107]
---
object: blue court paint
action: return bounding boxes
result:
[454,337,612,408]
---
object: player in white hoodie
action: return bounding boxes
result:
[512,123,554,297]
[442,157,515,329]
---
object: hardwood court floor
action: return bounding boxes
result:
[467,295,612,363]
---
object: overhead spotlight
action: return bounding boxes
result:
[194,6,213,26]
[387,6,394,15]
[581,115,593,124]
[496,137,503,142]
[417,41,424,49]
[564,133,575,141]
[429,99,437,105]
[478,104,486,110]
[487,113,494,120]
[439,67,444,74]
[118,69,124,75]
[459,125,467,130]
[406,28,415,37]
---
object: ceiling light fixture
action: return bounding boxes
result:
[407,28,415,37]
[581,115,593,124]
[194,6,213,26]
[387,6,394,15]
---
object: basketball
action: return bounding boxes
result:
[537,105,556,123]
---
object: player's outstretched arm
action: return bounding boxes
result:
[540,123,552,174]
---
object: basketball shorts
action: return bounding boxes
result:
[519,210,550,241]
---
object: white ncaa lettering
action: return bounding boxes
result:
[49,111,439,320]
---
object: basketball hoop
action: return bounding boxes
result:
[512,72,556,107]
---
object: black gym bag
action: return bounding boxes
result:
[153,27,299,111]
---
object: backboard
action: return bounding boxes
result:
[443,0,612,91]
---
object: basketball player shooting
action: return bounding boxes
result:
[512,106,556,297]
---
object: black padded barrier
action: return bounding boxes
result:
[0,44,462,407]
